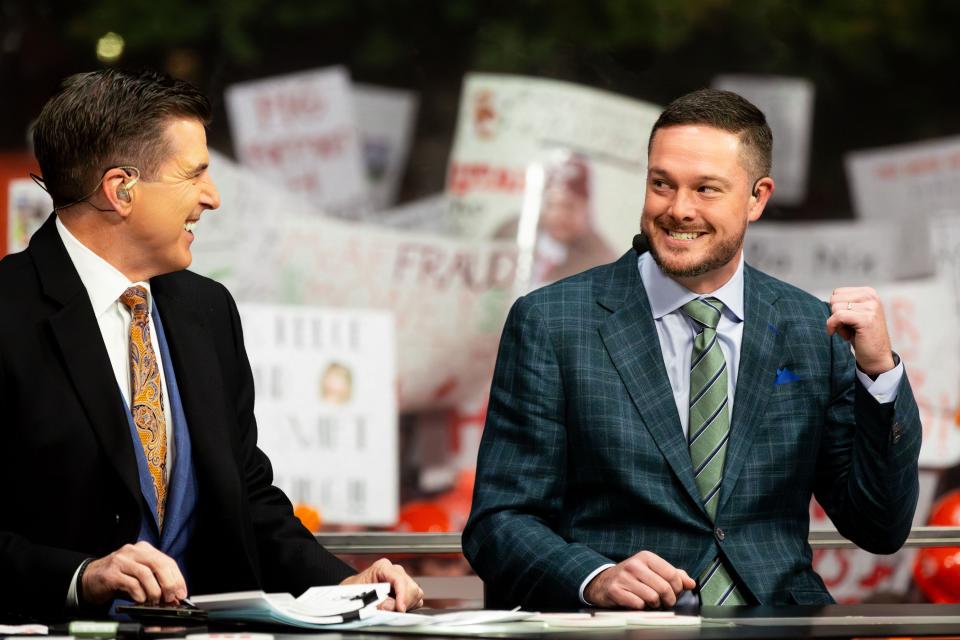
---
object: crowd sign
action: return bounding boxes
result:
[239,304,397,525]
[744,220,932,293]
[7,178,52,253]
[193,152,518,411]
[846,135,960,220]
[713,75,815,206]
[353,83,418,212]
[225,66,369,218]
[446,74,660,289]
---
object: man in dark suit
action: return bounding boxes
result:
[0,69,422,618]
[464,89,921,609]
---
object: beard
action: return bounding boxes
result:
[645,222,746,279]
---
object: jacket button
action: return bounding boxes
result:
[715,527,725,541]
[891,422,902,444]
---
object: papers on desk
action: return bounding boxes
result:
[190,583,391,628]
[190,586,537,630]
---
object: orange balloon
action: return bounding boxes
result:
[293,503,323,533]
[914,490,960,603]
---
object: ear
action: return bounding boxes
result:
[100,167,137,217]
[747,176,775,223]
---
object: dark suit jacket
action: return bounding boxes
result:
[0,216,354,618]
[463,249,921,608]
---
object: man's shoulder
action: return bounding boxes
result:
[153,269,235,311]
[524,258,622,307]
[0,248,40,298]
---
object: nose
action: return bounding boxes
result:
[667,187,696,221]
[201,175,221,211]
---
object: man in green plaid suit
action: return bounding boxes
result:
[463,89,921,609]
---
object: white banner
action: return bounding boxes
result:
[364,194,454,235]
[353,83,419,212]
[193,152,518,411]
[745,220,932,293]
[225,66,369,218]
[240,304,398,525]
[713,75,815,206]
[446,74,660,288]
[846,135,960,220]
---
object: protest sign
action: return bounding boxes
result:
[7,178,52,253]
[193,152,518,411]
[353,83,418,211]
[713,75,814,206]
[846,135,960,220]
[446,74,659,288]
[225,66,369,218]
[240,304,398,525]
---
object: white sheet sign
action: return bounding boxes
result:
[353,83,418,211]
[225,66,369,218]
[713,75,815,206]
[239,304,398,525]
[7,178,52,253]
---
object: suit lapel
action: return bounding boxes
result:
[31,215,142,503]
[717,266,784,515]
[597,252,705,513]
[151,277,258,580]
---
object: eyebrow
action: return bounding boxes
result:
[187,162,209,177]
[648,167,733,188]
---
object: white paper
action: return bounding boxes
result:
[353,83,419,211]
[7,178,52,253]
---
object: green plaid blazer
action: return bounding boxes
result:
[464,249,921,608]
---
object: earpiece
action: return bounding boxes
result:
[117,187,131,202]
[116,169,139,203]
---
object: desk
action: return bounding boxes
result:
[266,605,960,639]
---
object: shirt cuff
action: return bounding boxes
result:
[66,560,86,609]
[855,357,904,405]
[579,563,616,605]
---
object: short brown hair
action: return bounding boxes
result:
[649,88,773,180]
[33,68,211,207]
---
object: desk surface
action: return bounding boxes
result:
[267,604,960,640]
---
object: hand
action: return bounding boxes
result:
[584,551,695,609]
[827,287,896,377]
[340,558,424,612]
[82,541,187,606]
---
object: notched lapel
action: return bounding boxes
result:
[717,270,784,515]
[597,256,705,514]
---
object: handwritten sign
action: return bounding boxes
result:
[240,305,397,525]
[353,83,418,212]
[225,66,369,218]
[6,178,52,253]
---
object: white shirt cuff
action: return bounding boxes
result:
[66,561,85,609]
[579,563,616,605]
[855,359,904,405]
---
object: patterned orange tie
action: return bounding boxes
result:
[120,286,167,529]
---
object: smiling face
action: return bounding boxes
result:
[641,124,772,293]
[125,117,220,279]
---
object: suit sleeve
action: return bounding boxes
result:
[220,286,355,593]
[463,295,613,608]
[813,308,922,554]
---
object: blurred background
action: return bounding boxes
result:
[4,0,960,605]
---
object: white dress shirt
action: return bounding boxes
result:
[56,216,174,606]
[579,251,905,604]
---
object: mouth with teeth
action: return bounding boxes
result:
[666,229,704,241]
[184,220,199,233]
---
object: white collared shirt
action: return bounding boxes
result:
[55,216,174,475]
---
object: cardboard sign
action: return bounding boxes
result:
[353,83,419,211]
[225,66,369,218]
[239,305,398,525]
[846,135,960,220]
[446,74,659,288]
[7,178,52,253]
[713,75,815,206]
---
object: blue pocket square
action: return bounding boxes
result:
[775,367,800,385]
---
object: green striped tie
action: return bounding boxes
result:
[681,297,746,606]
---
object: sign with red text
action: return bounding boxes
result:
[192,152,518,411]
[713,75,815,206]
[846,135,960,220]
[353,83,418,211]
[446,74,660,288]
[225,66,369,218]
[239,304,397,525]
